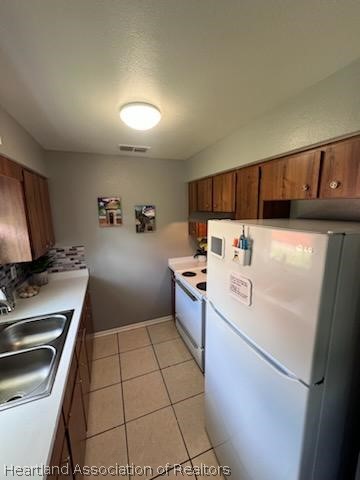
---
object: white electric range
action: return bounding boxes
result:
[174,265,207,371]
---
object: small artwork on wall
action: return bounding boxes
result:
[135,205,156,233]
[98,196,122,227]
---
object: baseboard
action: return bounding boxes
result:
[92,315,174,338]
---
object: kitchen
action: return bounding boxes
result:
[1,1,360,480]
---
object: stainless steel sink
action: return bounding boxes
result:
[0,310,73,411]
[0,315,67,353]
[0,346,56,406]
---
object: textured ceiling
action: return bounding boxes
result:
[1,0,360,159]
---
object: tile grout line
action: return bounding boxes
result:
[147,326,193,480]
[117,333,131,479]
[89,329,212,478]
[89,378,122,394]
[119,390,203,428]
[86,421,126,440]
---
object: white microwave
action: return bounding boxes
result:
[210,235,225,259]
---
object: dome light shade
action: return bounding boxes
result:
[119,102,161,130]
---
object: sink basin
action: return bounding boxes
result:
[0,346,56,409]
[0,315,67,353]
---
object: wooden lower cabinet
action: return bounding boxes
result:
[77,329,90,428]
[67,369,87,478]
[48,414,73,479]
[84,293,94,382]
[57,437,72,480]
[48,292,94,480]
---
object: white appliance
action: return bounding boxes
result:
[175,266,207,370]
[205,219,360,480]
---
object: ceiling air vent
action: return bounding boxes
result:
[118,144,150,154]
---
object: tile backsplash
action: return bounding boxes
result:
[0,263,28,290]
[0,245,87,290]
[48,245,87,273]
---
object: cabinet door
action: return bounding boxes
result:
[84,292,94,379]
[39,176,55,248]
[196,222,207,238]
[0,175,32,263]
[188,221,197,236]
[0,155,22,180]
[23,170,48,258]
[67,370,86,476]
[63,355,77,424]
[213,172,236,212]
[235,166,260,219]
[188,181,197,213]
[320,138,360,198]
[47,414,66,480]
[57,437,73,480]
[197,178,213,211]
[77,329,90,428]
[261,150,321,200]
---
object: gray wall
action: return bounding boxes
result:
[0,104,46,175]
[46,151,193,332]
[187,58,360,180]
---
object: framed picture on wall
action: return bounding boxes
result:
[135,205,156,233]
[98,196,122,227]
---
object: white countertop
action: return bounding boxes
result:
[168,255,207,272]
[0,269,89,479]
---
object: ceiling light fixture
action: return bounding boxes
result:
[119,102,161,131]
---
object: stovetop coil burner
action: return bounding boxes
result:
[196,282,207,291]
[182,271,196,277]
[201,268,207,274]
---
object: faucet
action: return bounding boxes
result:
[0,287,15,315]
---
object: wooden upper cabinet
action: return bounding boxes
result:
[0,155,22,181]
[320,138,360,198]
[0,174,32,264]
[235,166,260,220]
[188,181,197,213]
[197,177,213,211]
[261,150,321,201]
[39,175,55,247]
[23,170,55,259]
[213,171,236,212]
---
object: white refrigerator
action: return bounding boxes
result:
[205,219,360,480]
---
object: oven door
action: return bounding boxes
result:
[175,279,204,348]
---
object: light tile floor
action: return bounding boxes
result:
[84,321,225,479]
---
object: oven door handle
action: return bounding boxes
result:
[176,279,198,302]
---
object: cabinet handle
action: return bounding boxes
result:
[301,184,310,192]
[62,455,70,464]
[329,180,341,190]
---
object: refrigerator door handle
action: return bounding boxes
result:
[208,301,307,386]
[176,279,198,302]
